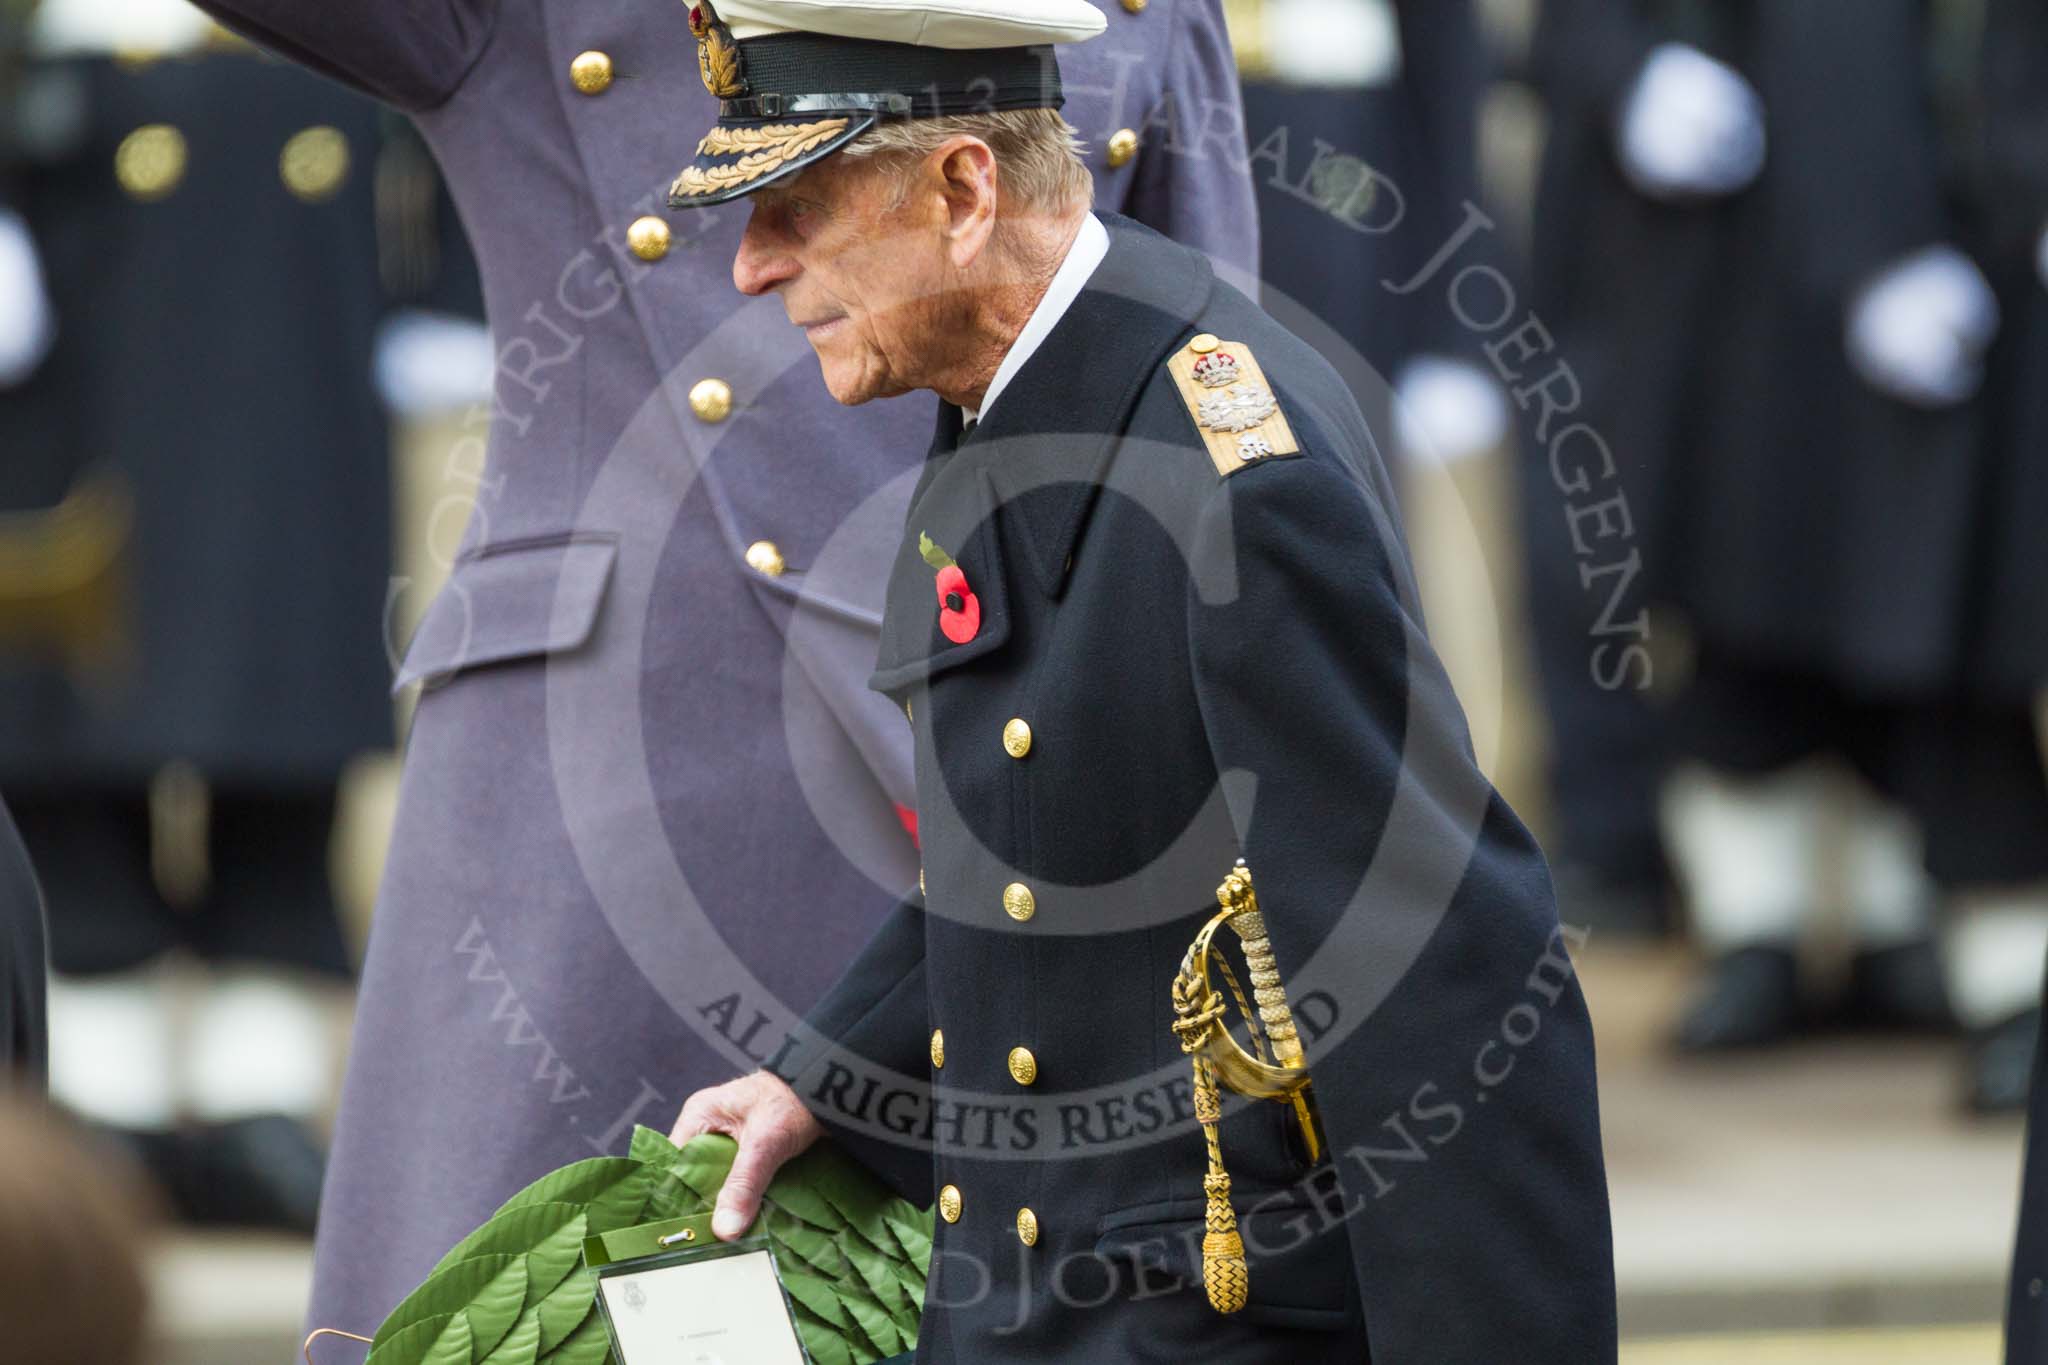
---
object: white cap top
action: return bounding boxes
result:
[717,0,1108,48]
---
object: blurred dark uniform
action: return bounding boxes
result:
[1525,1,2048,1014]
[1988,0,2048,1347]
[1232,0,1491,441]
[0,0,48,1093]
[1518,0,1681,924]
[0,41,398,983]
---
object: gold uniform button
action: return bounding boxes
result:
[1121,0,1147,11]
[690,377,734,422]
[627,215,673,261]
[1188,333,1221,356]
[1003,883,1036,923]
[115,124,187,201]
[571,50,615,95]
[1002,718,1033,759]
[279,126,350,203]
[1106,128,1140,170]
[939,1184,963,1223]
[1016,1207,1040,1246]
[1007,1047,1038,1086]
[745,541,787,577]
[930,1029,945,1069]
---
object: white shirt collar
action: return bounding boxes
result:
[960,212,1111,429]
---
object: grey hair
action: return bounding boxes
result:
[839,108,1096,213]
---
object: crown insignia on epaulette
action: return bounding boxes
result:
[1192,351,1241,388]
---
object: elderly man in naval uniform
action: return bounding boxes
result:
[176,0,1258,1350]
[667,2,1618,1361]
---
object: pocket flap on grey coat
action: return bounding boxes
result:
[394,533,619,692]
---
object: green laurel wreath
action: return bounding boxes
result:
[360,1127,932,1365]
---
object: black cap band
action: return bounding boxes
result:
[670,27,1072,207]
[732,33,1063,118]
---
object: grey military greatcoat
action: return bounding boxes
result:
[187,0,1257,1347]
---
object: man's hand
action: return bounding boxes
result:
[671,1072,824,1241]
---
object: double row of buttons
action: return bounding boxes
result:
[927,712,1042,1244]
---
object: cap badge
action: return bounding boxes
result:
[689,1,748,97]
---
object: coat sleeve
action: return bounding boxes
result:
[1392,0,1495,361]
[1126,0,1259,280]
[1528,0,1654,119]
[796,893,935,1203]
[1755,0,1948,296]
[185,0,499,112]
[1183,451,1618,1362]
[1982,0,2048,261]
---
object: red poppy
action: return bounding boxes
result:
[935,564,981,644]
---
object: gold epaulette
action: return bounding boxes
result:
[1168,334,1301,478]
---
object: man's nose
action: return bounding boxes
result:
[734,211,798,296]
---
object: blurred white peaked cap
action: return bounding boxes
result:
[716,0,1108,48]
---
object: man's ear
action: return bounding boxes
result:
[930,137,999,267]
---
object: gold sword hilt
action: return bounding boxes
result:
[1215,861,1321,1161]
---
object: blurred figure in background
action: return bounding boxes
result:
[1228,0,1510,470]
[0,1098,156,1364]
[0,0,51,1092]
[0,0,424,1227]
[1526,0,2048,1105]
[1990,0,2048,1347]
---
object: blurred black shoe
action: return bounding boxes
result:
[92,1124,184,1210]
[1675,943,1804,1053]
[1837,938,1955,1034]
[179,1114,327,1234]
[1964,1008,2040,1116]
[97,1115,327,1234]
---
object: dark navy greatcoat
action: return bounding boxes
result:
[177,0,1258,1348]
[799,215,1617,1363]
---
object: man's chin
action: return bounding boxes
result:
[813,355,899,407]
[818,371,876,406]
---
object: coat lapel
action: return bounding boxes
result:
[977,214,1215,597]
[868,216,1216,694]
[869,407,1015,693]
